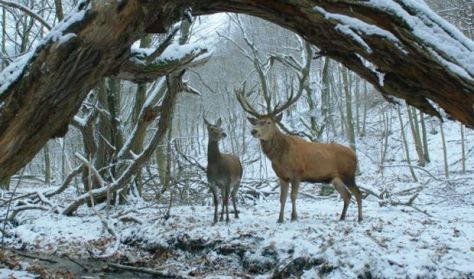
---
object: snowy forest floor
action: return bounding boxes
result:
[1,174,474,278]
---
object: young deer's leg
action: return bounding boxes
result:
[290,179,300,221]
[331,177,351,221]
[278,179,290,223]
[231,181,240,219]
[210,184,219,224]
[347,184,363,222]
[225,186,230,223]
[220,187,225,222]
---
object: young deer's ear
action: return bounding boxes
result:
[247,117,258,125]
[275,114,283,123]
[203,117,210,126]
[215,118,222,127]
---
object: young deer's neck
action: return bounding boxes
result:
[261,128,288,161]
[208,140,222,163]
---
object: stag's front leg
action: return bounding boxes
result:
[290,179,300,221]
[278,179,290,223]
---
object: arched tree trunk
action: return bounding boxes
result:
[0,0,473,182]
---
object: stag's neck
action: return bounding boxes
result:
[208,140,222,163]
[261,129,289,161]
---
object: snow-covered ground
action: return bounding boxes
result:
[3,177,474,278]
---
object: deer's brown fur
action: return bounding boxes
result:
[205,118,243,224]
[248,114,363,223]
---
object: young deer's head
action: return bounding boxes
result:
[204,117,227,142]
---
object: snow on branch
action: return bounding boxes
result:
[62,86,179,215]
[333,0,474,80]
[116,42,211,83]
[314,6,405,55]
[0,2,87,99]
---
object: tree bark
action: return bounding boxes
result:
[0,0,473,181]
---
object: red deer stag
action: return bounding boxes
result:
[236,88,363,222]
[204,117,243,224]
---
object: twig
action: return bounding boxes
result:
[2,168,25,248]
[15,251,57,263]
[0,0,52,30]
[173,140,206,172]
[79,153,121,259]
[7,205,50,222]
[359,186,380,199]
[107,262,180,278]
[380,164,445,182]
[64,254,89,271]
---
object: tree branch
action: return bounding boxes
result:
[0,0,52,30]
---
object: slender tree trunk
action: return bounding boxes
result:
[342,67,356,151]
[355,77,360,136]
[361,81,368,137]
[397,107,418,182]
[1,7,5,58]
[420,111,430,163]
[379,110,390,176]
[440,122,449,178]
[43,142,51,185]
[321,58,334,139]
[460,123,466,174]
[130,35,152,195]
[54,0,64,21]
[407,106,425,166]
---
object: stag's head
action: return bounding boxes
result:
[204,117,227,142]
[247,114,282,141]
[235,83,302,141]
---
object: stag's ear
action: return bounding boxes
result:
[275,114,283,123]
[247,117,258,125]
[215,118,222,127]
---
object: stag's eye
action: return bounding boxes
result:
[266,121,271,125]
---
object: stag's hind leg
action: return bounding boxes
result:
[347,183,363,222]
[331,178,351,221]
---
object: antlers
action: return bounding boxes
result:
[235,83,260,117]
[235,82,303,117]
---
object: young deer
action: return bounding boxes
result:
[236,88,363,222]
[204,117,243,224]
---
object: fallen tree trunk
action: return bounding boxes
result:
[0,0,473,182]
